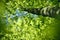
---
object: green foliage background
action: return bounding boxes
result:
[0,0,60,40]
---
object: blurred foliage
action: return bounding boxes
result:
[4,0,60,16]
[0,0,60,40]
[22,7,60,17]
[5,0,58,8]
[0,9,60,40]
